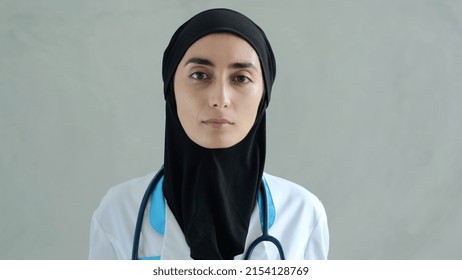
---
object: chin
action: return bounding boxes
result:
[201,141,235,149]
[196,137,238,149]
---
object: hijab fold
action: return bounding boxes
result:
[161,8,276,260]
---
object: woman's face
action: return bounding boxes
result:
[174,33,264,149]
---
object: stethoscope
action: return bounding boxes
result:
[131,166,285,260]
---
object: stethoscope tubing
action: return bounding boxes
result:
[131,166,284,260]
[244,182,285,260]
[132,167,164,260]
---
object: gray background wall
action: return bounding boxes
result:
[1,0,461,259]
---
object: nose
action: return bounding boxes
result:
[208,80,231,109]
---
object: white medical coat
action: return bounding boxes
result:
[89,171,329,259]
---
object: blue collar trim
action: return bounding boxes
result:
[149,176,166,235]
[138,256,161,260]
[258,176,275,230]
[149,175,275,236]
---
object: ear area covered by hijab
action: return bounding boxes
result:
[161,8,277,260]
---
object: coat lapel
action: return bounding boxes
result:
[149,174,277,259]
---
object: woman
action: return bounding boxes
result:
[89,8,329,260]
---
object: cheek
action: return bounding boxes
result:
[175,76,193,114]
[174,88,207,136]
[240,89,264,127]
[174,80,193,127]
[176,94,197,129]
[249,84,264,115]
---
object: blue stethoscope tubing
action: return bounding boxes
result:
[131,166,285,260]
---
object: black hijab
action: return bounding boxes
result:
[161,8,276,259]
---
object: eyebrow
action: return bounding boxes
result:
[184,57,214,67]
[184,57,256,69]
[230,62,256,69]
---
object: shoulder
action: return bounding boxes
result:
[95,171,156,216]
[263,173,329,259]
[264,173,324,205]
[89,171,157,259]
[92,171,157,233]
[263,172,326,218]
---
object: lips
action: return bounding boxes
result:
[202,118,234,128]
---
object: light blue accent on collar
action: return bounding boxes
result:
[258,176,275,230]
[149,175,275,235]
[139,256,160,260]
[149,176,165,235]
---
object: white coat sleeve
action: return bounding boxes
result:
[304,206,330,259]
[88,213,118,260]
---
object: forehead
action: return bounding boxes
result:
[182,33,261,64]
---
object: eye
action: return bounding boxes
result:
[190,72,210,80]
[233,75,252,84]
